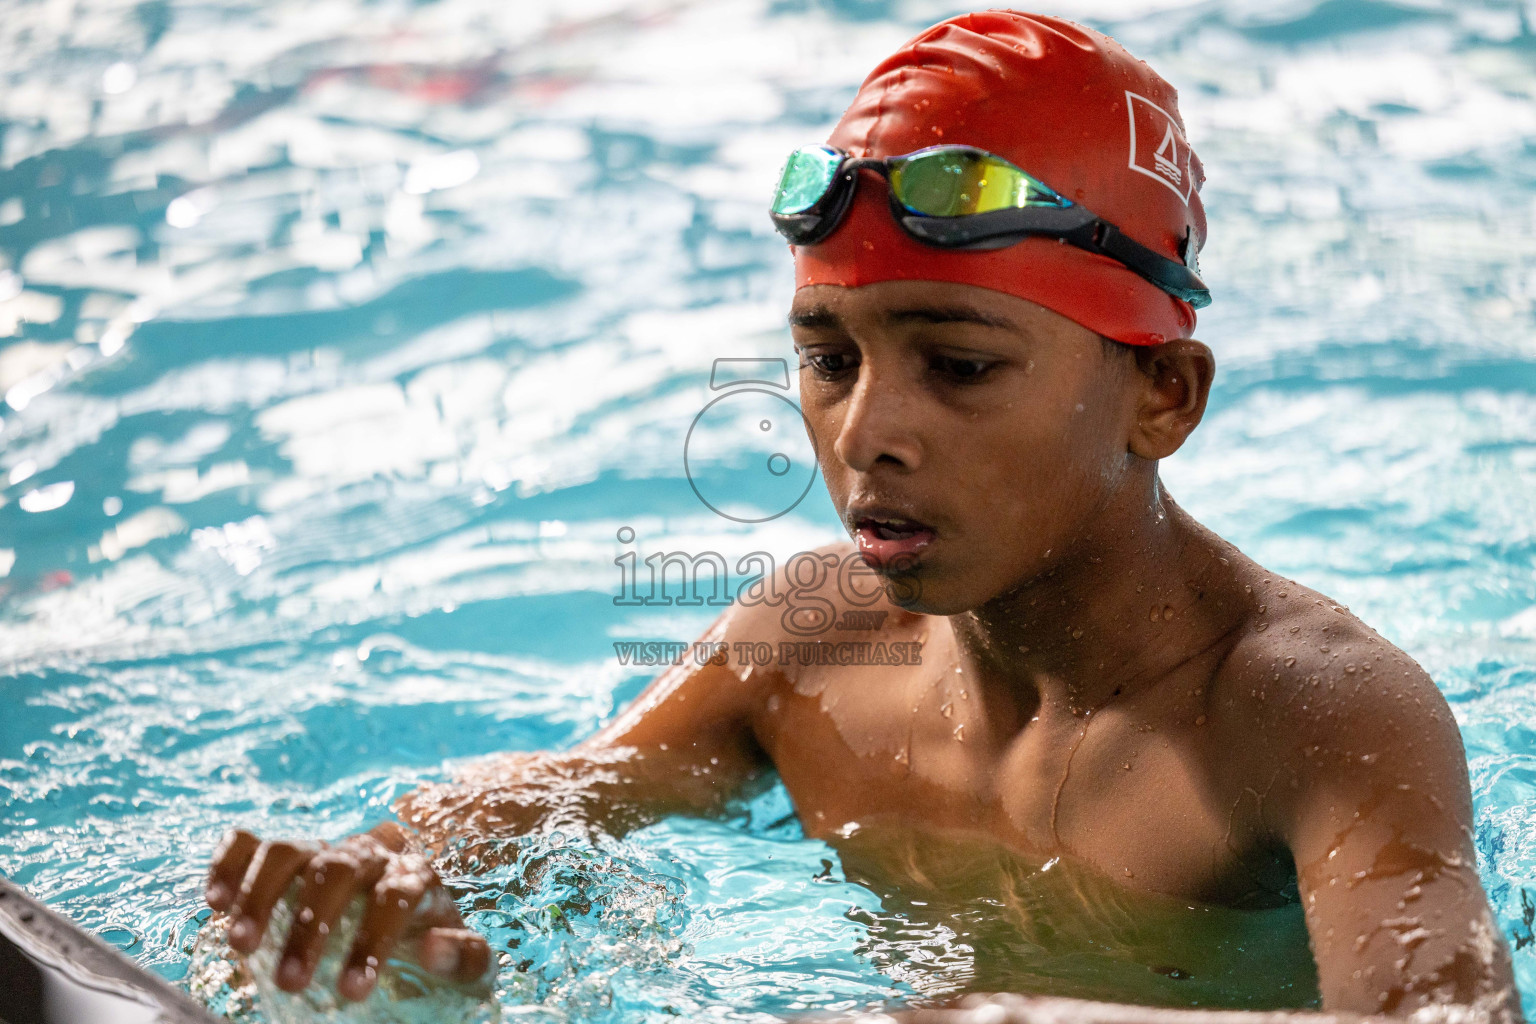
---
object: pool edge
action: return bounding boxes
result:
[0,873,219,1023]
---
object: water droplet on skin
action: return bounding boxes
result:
[941,702,954,718]
[1284,657,1296,667]
[1149,606,1160,622]
[953,723,965,741]
[1162,606,1174,621]
[1071,628,1083,640]
[1195,715,1207,725]
[1124,867,1134,877]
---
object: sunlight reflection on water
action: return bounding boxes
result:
[1,0,1534,1019]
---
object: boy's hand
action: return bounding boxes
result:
[205,821,492,1001]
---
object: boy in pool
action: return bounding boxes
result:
[205,11,1522,1019]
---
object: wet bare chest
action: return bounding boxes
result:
[756,662,1267,900]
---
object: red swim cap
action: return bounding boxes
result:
[792,11,1207,347]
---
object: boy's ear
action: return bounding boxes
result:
[1128,339,1214,460]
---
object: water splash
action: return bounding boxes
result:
[187,894,499,1024]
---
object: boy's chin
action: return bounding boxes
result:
[875,566,991,617]
[875,548,1054,617]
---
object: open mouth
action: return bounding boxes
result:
[852,514,937,565]
[866,520,926,541]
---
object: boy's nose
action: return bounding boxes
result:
[831,369,923,473]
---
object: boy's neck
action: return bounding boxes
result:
[947,476,1244,723]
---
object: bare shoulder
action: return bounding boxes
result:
[1203,565,1513,1017]
[1206,561,1469,828]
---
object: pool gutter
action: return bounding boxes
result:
[0,874,219,1024]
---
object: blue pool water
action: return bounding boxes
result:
[1,0,1534,1019]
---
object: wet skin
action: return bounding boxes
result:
[209,281,1520,1019]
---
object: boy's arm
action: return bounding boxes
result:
[397,610,773,849]
[1272,644,1520,1020]
[207,602,774,1000]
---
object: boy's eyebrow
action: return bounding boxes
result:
[788,304,1021,331]
[885,305,1020,330]
[788,306,840,330]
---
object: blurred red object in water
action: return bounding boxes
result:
[38,570,72,592]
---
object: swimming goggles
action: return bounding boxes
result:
[769,144,1211,309]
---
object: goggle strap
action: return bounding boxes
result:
[898,206,1096,246]
[1086,221,1211,309]
[900,209,1209,308]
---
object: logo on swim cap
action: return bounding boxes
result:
[1125,91,1194,205]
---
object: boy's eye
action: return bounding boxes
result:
[931,354,994,381]
[800,351,857,377]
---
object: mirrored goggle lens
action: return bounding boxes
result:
[890,148,1068,217]
[772,146,844,215]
